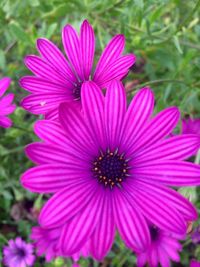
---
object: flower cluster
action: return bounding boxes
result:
[2,19,200,267]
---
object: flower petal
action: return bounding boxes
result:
[59,102,98,156]
[80,20,95,80]
[81,81,106,151]
[24,55,68,85]
[94,55,135,87]
[120,88,154,152]
[19,76,72,93]
[59,187,104,255]
[93,34,125,81]
[133,160,200,186]
[0,116,12,128]
[90,194,115,260]
[39,181,97,228]
[62,24,83,80]
[126,182,186,234]
[112,188,150,252]
[21,93,72,114]
[105,80,126,150]
[129,107,180,155]
[25,142,88,165]
[37,38,76,83]
[0,77,11,97]
[21,164,90,193]
[34,120,68,145]
[133,134,200,164]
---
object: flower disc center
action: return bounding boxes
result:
[93,151,128,187]
[73,82,82,100]
[150,226,160,241]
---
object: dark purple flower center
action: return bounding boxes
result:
[14,247,26,258]
[73,82,82,100]
[93,151,128,188]
[150,226,159,241]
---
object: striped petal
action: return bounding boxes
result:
[105,80,126,150]
[39,181,97,228]
[59,187,104,255]
[94,55,135,87]
[0,77,11,97]
[37,38,76,83]
[62,24,83,80]
[19,76,72,93]
[133,161,200,186]
[120,88,154,152]
[81,82,106,151]
[80,20,95,80]
[127,182,186,234]
[129,107,180,155]
[112,188,150,252]
[21,164,90,193]
[90,194,115,260]
[93,34,125,81]
[133,134,200,163]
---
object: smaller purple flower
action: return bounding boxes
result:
[191,225,200,244]
[182,118,200,136]
[0,77,16,128]
[3,237,35,267]
[136,225,184,267]
[190,260,200,267]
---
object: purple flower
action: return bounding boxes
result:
[182,118,200,135]
[21,81,200,259]
[31,225,89,261]
[3,237,35,267]
[136,225,183,267]
[20,20,135,120]
[0,77,16,128]
[191,225,200,244]
[190,260,200,267]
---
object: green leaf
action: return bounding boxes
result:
[0,49,6,69]
[9,21,31,44]
[173,35,183,54]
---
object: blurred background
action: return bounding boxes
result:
[0,0,200,266]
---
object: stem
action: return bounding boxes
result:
[12,125,33,134]
[128,79,186,93]
[195,149,200,164]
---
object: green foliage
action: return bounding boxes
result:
[0,0,200,266]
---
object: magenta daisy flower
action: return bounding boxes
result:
[191,225,200,244]
[20,20,135,120]
[21,81,200,259]
[182,118,200,136]
[0,77,16,128]
[136,224,183,267]
[190,260,200,267]
[3,237,35,267]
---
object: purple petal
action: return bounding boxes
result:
[133,160,200,186]
[19,76,72,93]
[62,24,83,80]
[129,107,180,155]
[80,20,95,80]
[59,187,104,255]
[81,81,106,151]
[120,88,154,153]
[59,102,98,156]
[0,117,12,128]
[105,80,126,150]
[0,77,11,97]
[94,54,136,87]
[24,55,68,85]
[37,38,76,83]
[90,194,115,260]
[34,120,68,145]
[93,34,125,80]
[112,188,150,252]
[39,181,98,228]
[21,164,90,193]
[126,182,186,234]
[21,92,72,114]
[134,134,200,164]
